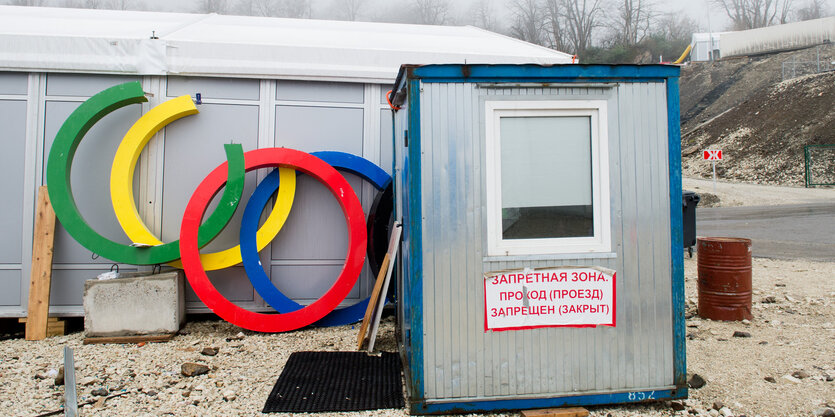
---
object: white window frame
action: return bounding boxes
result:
[485,100,611,256]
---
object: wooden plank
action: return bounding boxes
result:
[521,407,589,417]
[357,222,402,351]
[26,186,56,341]
[21,317,66,337]
[356,255,390,350]
[366,223,402,352]
[19,316,62,324]
[46,321,65,337]
[82,334,174,345]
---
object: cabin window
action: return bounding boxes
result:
[485,100,611,256]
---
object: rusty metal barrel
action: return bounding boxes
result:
[697,237,753,321]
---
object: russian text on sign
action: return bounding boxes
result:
[484,266,616,331]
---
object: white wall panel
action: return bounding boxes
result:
[46,74,140,97]
[0,101,27,264]
[0,72,27,94]
[167,76,260,101]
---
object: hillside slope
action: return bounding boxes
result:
[679,45,835,186]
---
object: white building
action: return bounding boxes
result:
[0,5,573,318]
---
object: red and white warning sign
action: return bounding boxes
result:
[484,266,616,331]
[703,149,723,161]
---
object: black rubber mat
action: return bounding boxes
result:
[262,351,404,413]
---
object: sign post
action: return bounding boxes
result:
[703,149,723,192]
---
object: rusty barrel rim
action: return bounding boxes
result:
[697,236,752,245]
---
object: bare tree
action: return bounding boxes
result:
[108,0,144,10]
[198,0,230,14]
[238,0,312,18]
[513,0,603,55]
[563,0,604,56]
[542,0,570,51]
[7,0,46,5]
[411,0,450,25]
[250,0,279,16]
[469,0,499,31]
[655,12,698,41]
[615,0,654,46]
[794,0,827,21]
[778,0,792,23]
[277,0,312,18]
[508,0,545,45]
[332,0,365,20]
[65,0,106,8]
[712,0,792,30]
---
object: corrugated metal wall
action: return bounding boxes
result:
[417,82,674,400]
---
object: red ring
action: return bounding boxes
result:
[179,148,367,332]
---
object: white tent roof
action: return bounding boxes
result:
[0,6,574,83]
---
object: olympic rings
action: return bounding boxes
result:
[240,151,390,326]
[47,82,247,265]
[48,82,395,332]
[180,148,367,332]
[110,95,198,253]
[109,94,297,270]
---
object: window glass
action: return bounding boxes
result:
[485,100,610,256]
[499,116,593,240]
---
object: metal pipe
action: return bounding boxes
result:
[63,347,77,417]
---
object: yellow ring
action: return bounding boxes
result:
[110,95,296,270]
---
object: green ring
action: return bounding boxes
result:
[46,82,245,265]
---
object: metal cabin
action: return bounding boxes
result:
[0,6,572,319]
[390,64,686,413]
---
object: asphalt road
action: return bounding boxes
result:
[695,202,835,261]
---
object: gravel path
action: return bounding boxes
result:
[683,177,835,207]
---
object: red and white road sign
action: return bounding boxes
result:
[703,150,723,161]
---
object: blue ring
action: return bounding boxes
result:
[240,151,391,326]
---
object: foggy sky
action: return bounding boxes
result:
[4,0,835,37]
[131,0,835,32]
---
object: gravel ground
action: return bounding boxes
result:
[3,256,832,417]
[2,181,832,417]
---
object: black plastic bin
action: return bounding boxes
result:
[682,190,700,257]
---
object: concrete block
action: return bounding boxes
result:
[83,271,185,337]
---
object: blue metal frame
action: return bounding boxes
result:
[393,64,680,92]
[414,388,683,414]
[406,78,425,403]
[666,77,688,392]
[395,64,686,414]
